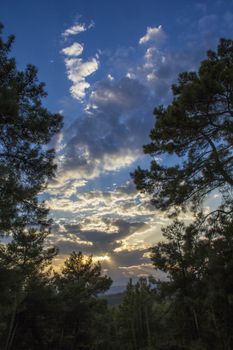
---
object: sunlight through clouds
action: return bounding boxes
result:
[51,9,233,285]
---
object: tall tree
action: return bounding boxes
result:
[150,221,207,348]
[115,277,159,350]
[0,23,62,349]
[149,215,233,350]
[132,38,233,350]
[55,252,112,350]
[0,23,63,235]
[0,229,57,350]
[133,38,233,213]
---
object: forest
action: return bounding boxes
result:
[0,23,233,350]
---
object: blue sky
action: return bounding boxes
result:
[2,0,233,288]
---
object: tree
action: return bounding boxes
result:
[55,252,112,350]
[131,38,233,350]
[0,23,63,235]
[0,23,63,349]
[200,214,233,350]
[115,278,159,350]
[150,221,207,348]
[133,38,233,213]
[0,229,57,278]
[0,229,57,349]
[150,216,233,350]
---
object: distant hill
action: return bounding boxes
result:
[107,284,126,295]
[99,292,125,307]
[105,292,125,307]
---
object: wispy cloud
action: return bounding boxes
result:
[61,19,99,101]
[139,25,165,45]
[62,20,94,38]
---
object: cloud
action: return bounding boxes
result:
[45,179,170,261]
[61,19,99,101]
[45,174,194,284]
[60,14,233,176]
[60,76,153,178]
[64,56,99,101]
[118,263,166,280]
[60,21,220,181]
[53,14,233,284]
[61,43,84,57]
[46,180,154,220]
[62,21,87,38]
[139,25,165,45]
[49,217,155,257]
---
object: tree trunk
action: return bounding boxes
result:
[5,293,17,350]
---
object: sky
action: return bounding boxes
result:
[2,0,233,290]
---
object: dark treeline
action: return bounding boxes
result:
[0,24,233,349]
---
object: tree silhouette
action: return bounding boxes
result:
[133,39,233,214]
[0,23,63,235]
[55,252,112,349]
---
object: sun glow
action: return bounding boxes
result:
[92,255,111,263]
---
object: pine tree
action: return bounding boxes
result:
[133,39,233,215]
[0,23,63,235]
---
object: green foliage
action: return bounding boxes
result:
[0,23,63,235]
[54,252,112,350]
[0,23,62,349]
[0,248,113,349]
[149,216,233,350]
[58,251,112,296]
[0,229,57,276]
[130,38,233,350]
[132,38,233,213]
[0,229,57,349]
[111,278,160,350]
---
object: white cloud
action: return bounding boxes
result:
[147,72,156,81]
[64,57,99,100]
[46,180,154,221]
[61,19,99,100]
[61,42,84,57]
[58,150,140,181]
[80,217,119,233]
[65,57,99,78]
[62,22,86,38]
[118,263,157,278]
[107,74,114,81]
[58,19,223,208]
[47,177,88,197]
[139,25,165,45]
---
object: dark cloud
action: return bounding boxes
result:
[50,219,150,256]
[56,240,91,255]
[62,76,154,177]
[112,249,148,267]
